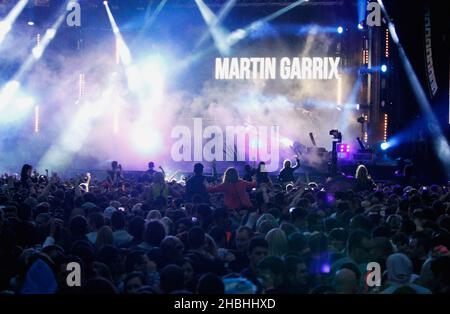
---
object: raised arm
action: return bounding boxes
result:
[211,160,218,183]
[85,172,91,192]
[39,173,58,198]
[159,166,166,178]
[294,157,301,170]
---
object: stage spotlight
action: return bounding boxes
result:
[27,21,35,26]
[195,0,233,55]
[357,23,364,30]
[185,0,308,69]
[125,56,166,103]
[0,21,12,40]
[19,96,34,108]
[0,80,21,110]
[280,137,294,148]
[1,9,66,98]
[337,144,350,153]
[337,26,343,34]
[103,1,108,5]
[381,64,387,72]
[337,144,351,160]
[2,80,21,96]
[376,0,450,177]
[358,0,366,28]
[32,46,44,59]
[225,0,308,50]
[140,56,165,104]
[0,0,29,47]
[38,83,114,171]
[131,123,163,155]
[0,93,34,125]
[380,142,390,150]
[46,28,57,39]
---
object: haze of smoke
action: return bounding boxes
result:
[1,25,358,173]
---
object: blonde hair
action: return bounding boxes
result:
[355,164,369,180]
[283,159,292,168]
[223,167,239,184]
[265,228,288,257]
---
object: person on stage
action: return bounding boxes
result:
[141,161,165,183]
[278,157,301,184]
[255,162,272,187]
[243,164,256,182]
[107,161,123,188]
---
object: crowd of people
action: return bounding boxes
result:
[0,160,449,294]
